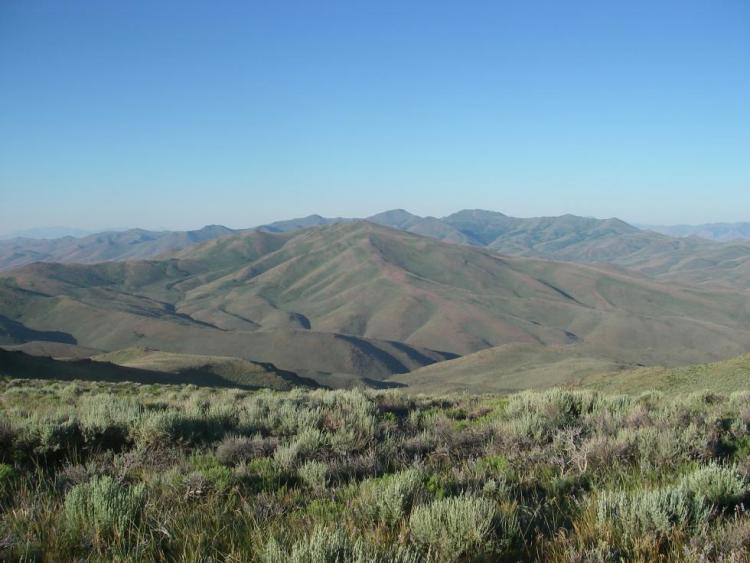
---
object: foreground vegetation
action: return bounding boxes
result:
[4,378,750,561]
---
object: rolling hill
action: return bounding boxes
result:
[2,221,750,385]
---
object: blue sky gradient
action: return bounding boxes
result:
[1,0,748,232]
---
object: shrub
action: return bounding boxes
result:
[327,450,380,483]
[678,463,750,509]
[263,527,419,563]
[298,460,328,492]
[216,434,278,465]
[17,414,82,458]
[274,429,326,471]
[0,420,15,462]
[593,466,750,547]
[0,463,13,495]
[274,442,301,471]
[136,410,230,446]
[63,475,146,542]
[358,469,424,527]
[409,495,499,561]
[77,395,143,449]
[596,486,709,539]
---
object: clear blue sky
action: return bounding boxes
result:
[1,0,748,233]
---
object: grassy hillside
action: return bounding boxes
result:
[393,343,632,393]
[400,346,750,396]
[582,353,750,394]
[2,221,750,381]
[4,380,750,560]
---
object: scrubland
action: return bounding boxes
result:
[3,378,750,561]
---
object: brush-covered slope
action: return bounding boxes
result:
[580,353,750,394]
[3,221,750,382]
[0,347,316,390]
[0,225,239,271]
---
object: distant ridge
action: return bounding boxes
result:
[4,209,750,290]
[639,222,750,242]
[0,225,240,271]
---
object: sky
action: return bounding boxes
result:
[1,0,749,234]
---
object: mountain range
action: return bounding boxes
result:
[2,215,750,392]
[4,210,750,291]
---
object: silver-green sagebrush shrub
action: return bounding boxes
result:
[298,460,328,492]
[63,475,146,541]
[596,486,710,539]
[358,468,424,527]
[17,412,82,456]
[594,464,748,540]
[77,395,144,440]
[678,463,750,509]
[409,495,502,561]
[263,527,419,563]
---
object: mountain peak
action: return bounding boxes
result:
[367,209,423,229]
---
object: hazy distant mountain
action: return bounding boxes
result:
[6,209,750,291]
[0,225,239,271]
[3,221,750,385]
[257,214,352,233]
[639,222,750,242]
[0,227,98,240]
